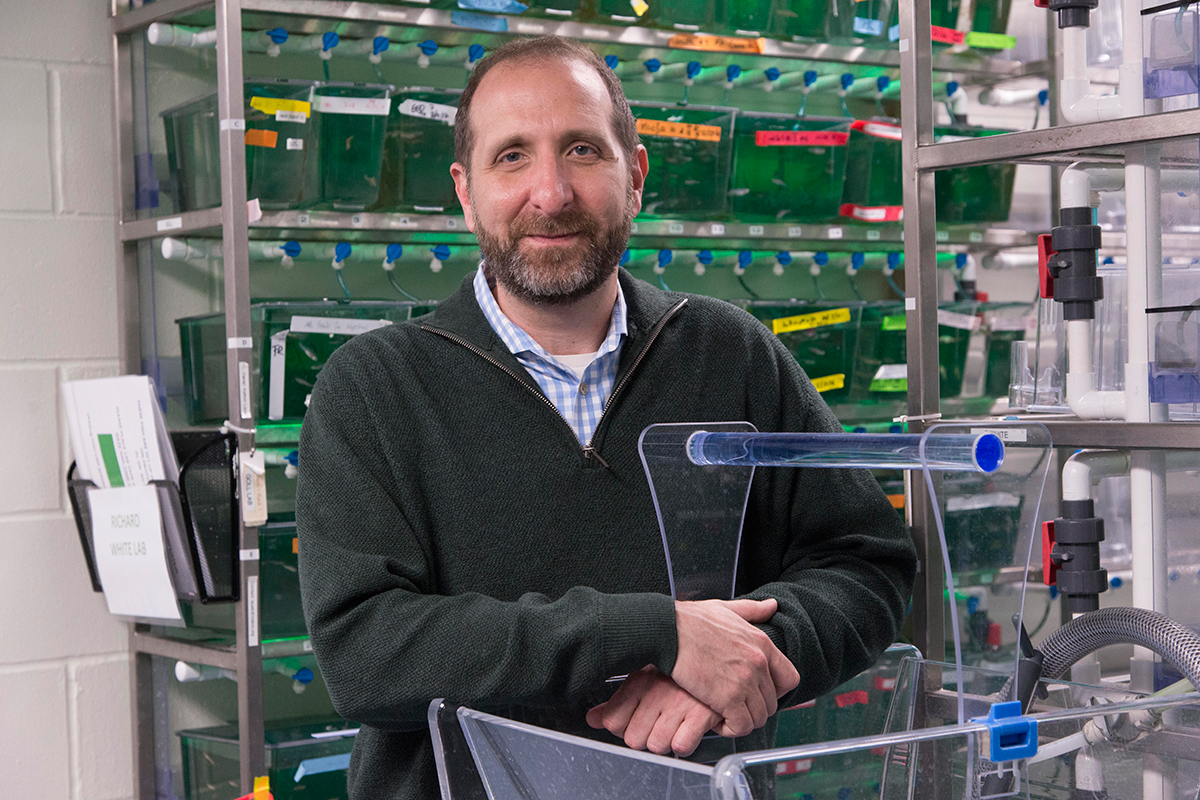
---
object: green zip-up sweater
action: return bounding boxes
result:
[297,270,916,800]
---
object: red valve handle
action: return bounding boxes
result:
[1038,233,1057,299]
[1041,520,1059,586]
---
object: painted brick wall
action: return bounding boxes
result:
[0,2,132,799]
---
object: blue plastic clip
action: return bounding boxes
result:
[775,251,792,266]
[973,701,1038,762]
[334,242,352,263]
[386,243,404,264]
[605,54,620,70]
[840,73,855,91]
[282,240,302,258]
[419,39,439,56]
[373,36,390,56]
[725,65,742,82]
[431,244,452,261]
[686,61,702,79]
[266,27,289,45]
[644,58,662,73]
[876,76,890,92]
[946,80,959,97]
[468,43,487,64]
[658,249,673,267]
[765,67,782,82]
[321,31,339,52]
[697,249,714,265]
[803,70,818,87]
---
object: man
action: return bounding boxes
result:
[297,35,915,800]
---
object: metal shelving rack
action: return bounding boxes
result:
[896,0,1200,662]
[110,0,1048,795]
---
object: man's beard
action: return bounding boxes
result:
[473,194,635,306]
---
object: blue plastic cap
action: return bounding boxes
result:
[974,433,1005,474]
[431,244,451,260]
[334,242,352,261]
[956,252,968,268]
[946,80,959,96]
[1108,575,1123,588]
[973,701,1038,762]
[877,76,890,91]
[853,426,867,433]
[765,67,782,81]
[285,449,299,466]
[322,31,339,51]
[967,596,980,615]
[469,44,487,63]
[840,73,855,90]
[726,65,742,81]
[373,36,390,55]
[282,240,302,257]
[293,667,314,685]
[813,251,829,266]
[804,70,818,86]
[658,249,673,266]
[619,248,631,266]
[776,251,792,266]
[644,58,662,73]
[1049,585,1058,599]
[1038,88,1049,105]
[1103,256,1115,264]
[266,27,289,45]
[386,243,404,262]
[852,252,865,269]
[738,250,754,268]
[697,249,714,265]
[687,61,702,78]
[605,54,620,69]
[888,423,902,433]
[419,39,438,56]
[888,251,901,268]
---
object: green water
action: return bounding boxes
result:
[632,102,735,219]
[849,303,976,401]
[725,0,774,31]
[744,303,860,404]
[730,114,849,221]
[773,0,891,40]
[984,328,1023,398]
[841,121,904,212]
[303,83,391,211]
[934,128,1015,224]
[377,89,461,213]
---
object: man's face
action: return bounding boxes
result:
[451,57,648,305]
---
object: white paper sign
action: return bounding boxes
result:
[937,309,981,331]
[89,486,182,621]
[397,98,457,125]
[873,363,908,381]
[61,375,178,488]
[970,427,1029,443]
[289,316,393,336]
[314,95,391,116]
[276,110,308,123]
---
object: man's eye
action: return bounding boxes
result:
[572,145,596,156]
[499,152,523,163]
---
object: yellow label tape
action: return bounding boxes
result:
[250,97,311,118]
[635,118,722,142]
[668,33,766,54]
[811,373,846,393]
[630,0,649,15]
[772,307,851,335]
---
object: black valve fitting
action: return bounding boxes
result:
[1049,0,1098,28]
[1047,206,1104,320]
[1051,499,1109,613]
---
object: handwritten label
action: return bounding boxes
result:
[635,118,722,142]
[238,361,252,420]
[314,95,391,116]
[970,427,1029,443]
[247,575,260,647]
[286,138,304,150]
[776,759,814,776]
[250,96,311,120]
[667,33,766,54]
[840,203,903,222]
[965,30,1017,49]
[755,130,849,147]
[850,119,903,140]
[773,307,852,334]
[811,373,846,393]
[937,308,981,331]
[853,16,884,35]
[630,0,649,14]
[931,24,967,45]
[397,98,457,125]
[244,129,278,148]
[289,316,393,336]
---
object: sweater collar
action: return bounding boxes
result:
[421,268,682,355]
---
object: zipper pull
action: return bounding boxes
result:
[582,446,612,470]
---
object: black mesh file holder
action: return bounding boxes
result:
[178,432,240,603]
[67,463,103,593]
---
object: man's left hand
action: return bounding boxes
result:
[586,666,722,757]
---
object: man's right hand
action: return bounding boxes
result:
[671,598,800,737]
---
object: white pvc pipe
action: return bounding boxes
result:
[1061,450,1131,502]
[1059,25,1129,122]
[977,87,1044,106]
[1067,319,1127,418]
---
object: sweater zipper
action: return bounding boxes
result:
[420,296,686,467]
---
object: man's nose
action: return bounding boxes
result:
[527,155,573,215]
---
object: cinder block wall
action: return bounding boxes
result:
[0,3,132,799]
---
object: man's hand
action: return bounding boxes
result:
[586,666,721,757]
[671,598,800,737]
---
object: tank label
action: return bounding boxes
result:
[286,138,304,150]
[870,364,908,392]
[937,309,981,331]
[850,119,903,140]
[811,374,846,393]
[853,16,884,36]
[289,316,393,336]
[931,25,966,45]
[314,95,391,116]
[839,203,904,222]
[250,97,311,120]
[636,118,722,142]
[397,98,458,125]
[244,129,278,148]
[772,307,851,334]
[667,33,765,54]
[755,130,849,147]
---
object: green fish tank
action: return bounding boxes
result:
[741,302,861,404]
[772,0,893,41]
[850,301,978,402]
[177,301,417,426]
[162,79,317,212]
[302,82,392,211]
[376,87,461,213]
[730,113,850,222]
[840,118,904,223]
[179,719,357,800]
[631,101,736,219]
[934,127,1017,224]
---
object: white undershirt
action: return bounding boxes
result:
[554,351,600,381]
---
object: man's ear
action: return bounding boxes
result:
[451,162,476,232]
[629,144,649,217]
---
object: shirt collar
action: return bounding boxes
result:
[473,265,628,361]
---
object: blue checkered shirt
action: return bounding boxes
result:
[474,267,627,447]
